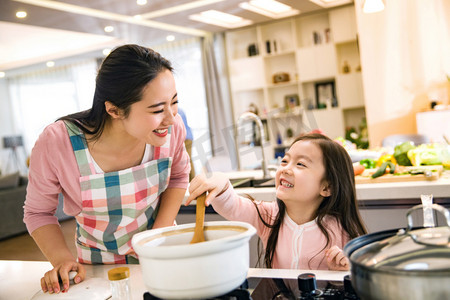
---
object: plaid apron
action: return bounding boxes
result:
[65,122,172,264]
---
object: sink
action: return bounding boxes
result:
[230,177,276,188]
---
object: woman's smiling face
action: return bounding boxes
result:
[121,69,178,147]
[275,140,330,205]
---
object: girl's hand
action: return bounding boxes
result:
[41,261,85,294]
[186,172,229,206]
[325,246,349,271]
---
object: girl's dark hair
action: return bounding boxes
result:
[254,133,367,268]
[58,44,173,139]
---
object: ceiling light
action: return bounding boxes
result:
[103,48,111,56]
[133,14,143,20]
[363,0,385,13]
[308,0,352,8]
[140,0,225,19]
[239,0,299,19]
[0,72,5,78]
[13,0,207,37]
[189,10,252,28]
[46,61,55,68]
[136,0,147,5]
[166,35,175,42]
[16,11,27,18]
[104,26,114,32]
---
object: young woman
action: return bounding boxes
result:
[24,44,190,293]
[187,133,367,270]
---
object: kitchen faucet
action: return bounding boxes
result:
[235,112,270,179]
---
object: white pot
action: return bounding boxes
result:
[132,221,257,299]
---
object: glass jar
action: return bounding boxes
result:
[108,267,131,300]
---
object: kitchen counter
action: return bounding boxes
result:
[209,170,450,232]
[0,260,349,300]
[217,170,450,202]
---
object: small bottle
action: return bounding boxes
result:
[108,267,131,300]
[342,61,350,73]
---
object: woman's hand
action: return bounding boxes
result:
[41,261,85,294]
[186,172,230,206]
[325,245,349,271]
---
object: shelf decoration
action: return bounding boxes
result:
[284,94,300,112]
[315,81,337,109]
[247,43,259,56]
[272,72,290,84]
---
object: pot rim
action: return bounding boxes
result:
[345,226,450,274]
[132,221,256,259]
[350,261,450,277]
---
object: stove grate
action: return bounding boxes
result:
[143,280,251,300]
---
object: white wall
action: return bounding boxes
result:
[0,79,16,172]
[355,0,450,147]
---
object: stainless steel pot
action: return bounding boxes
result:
[344,204,450,300]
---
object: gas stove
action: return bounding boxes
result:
[143,273,360,300]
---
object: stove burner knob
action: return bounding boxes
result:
[344,275,358,299]
[298,273,317,293]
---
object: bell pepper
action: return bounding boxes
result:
[359,159,377,169]
[376,154,397,167]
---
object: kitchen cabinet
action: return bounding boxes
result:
[225,4,366,159]
[329,5,358,43]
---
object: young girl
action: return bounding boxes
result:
[187,133,367,270]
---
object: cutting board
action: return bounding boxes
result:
[355,165,443,184]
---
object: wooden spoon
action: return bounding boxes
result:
[190,193,206,244]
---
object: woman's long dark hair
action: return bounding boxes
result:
[58,44,173,139]
[254,133,367,268]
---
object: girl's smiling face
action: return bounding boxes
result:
[121,69,178,147]
[275,140,330,206]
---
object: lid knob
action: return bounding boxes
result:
[108,267,130,281]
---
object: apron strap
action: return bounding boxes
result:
[64,121,97,176]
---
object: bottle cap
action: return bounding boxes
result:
[108,267,130,281]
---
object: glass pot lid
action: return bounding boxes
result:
[349,204,450,273]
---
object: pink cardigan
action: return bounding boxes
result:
[211,185,350,270]
[24,114,190,234]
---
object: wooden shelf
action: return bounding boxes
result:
[225,5,366,158]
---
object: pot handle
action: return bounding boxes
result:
[405,204,450,247]
[406,204,450,230]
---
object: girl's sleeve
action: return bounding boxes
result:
[210,183,276,240]
[167,114,190,190]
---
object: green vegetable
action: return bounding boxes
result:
[393,142,415,166]
[372,161,396,178]
[407,144,445,166]
[360,159,377,169]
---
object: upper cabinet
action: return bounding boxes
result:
[225,4,366,158]
[329,6,358,44]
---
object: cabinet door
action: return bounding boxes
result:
[315,44,337,79]
[229,57,265,91]
[302,108,345,138]
[297,44,336,82]
[297,47,316,81]
[336,72,364,109]
[329,6,357,43]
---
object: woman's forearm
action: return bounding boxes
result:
[31,224,76,266]
[152,188,186,228]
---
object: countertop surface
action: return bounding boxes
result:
[217,170,450,202]
[0,260,349,300]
